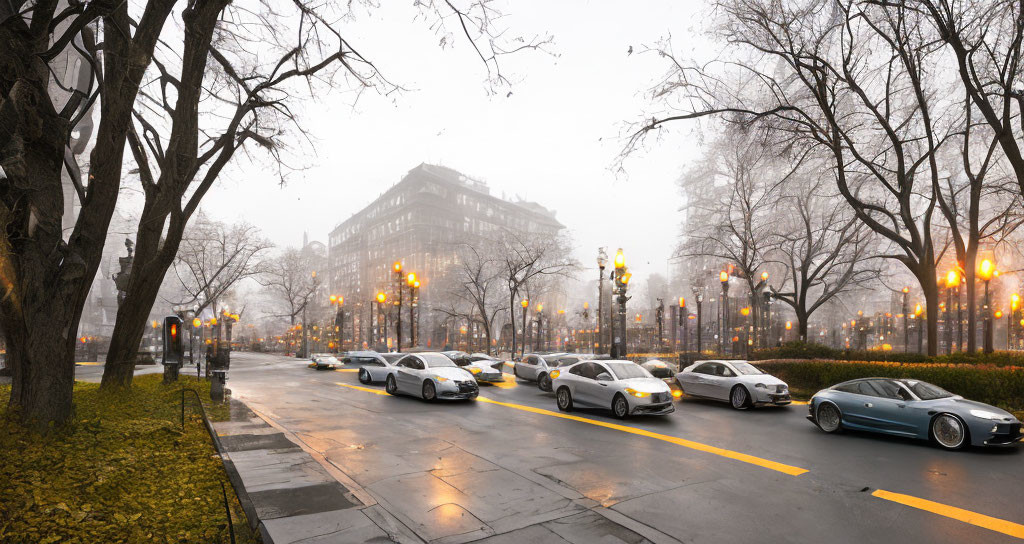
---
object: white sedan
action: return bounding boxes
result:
[385,353,479,401]
[675,360,790,409]
[342,351,405,384]
[552,360,675,419]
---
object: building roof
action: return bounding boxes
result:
[330,163,563,235]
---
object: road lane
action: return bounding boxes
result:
[221,353,1024,543]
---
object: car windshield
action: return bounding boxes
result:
[901,380,954,400]
[731,362,763,375]
[381,353,404,363]
[421,353,457,368]
[606,362,652,380]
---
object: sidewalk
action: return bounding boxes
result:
[214,400,422,543]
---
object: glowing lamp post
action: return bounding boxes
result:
[376,291,387,349]
[901,287,910,353]
[611,249,630,358]
[406,273,418,348]
[979,259,995,353]
[521,298,529,357]
[720,270,730,355]
[945,270,959,354]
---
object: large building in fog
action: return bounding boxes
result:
[327,163,564,348]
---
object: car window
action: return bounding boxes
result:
[833,382,860,394]
[587,363,611,380]
[395,356,414,368]
[381,353,404,364]
[522,356,537,366]
[409,358,426,370]
[856,381,884,397]
[568,362,587,377]
[901,380,954,400]
[731,362,763,375]
[607,362,651,380]
[872,379,903,399]
[717,365,736,378]
[354,357,383,367]
[692,363,715,375]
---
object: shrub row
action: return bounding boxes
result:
[750,341,1024,367]
[756,359,1024,412]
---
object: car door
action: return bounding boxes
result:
[841,380,892,431]
[698,363,731,400]
[590,362,618,408]
[517,355,537,380]
[362,357,388,381]
[863,379,918,436]
[678,363,712,397]
[569,362,600,407]
[395,356,422,392]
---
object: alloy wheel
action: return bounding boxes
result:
[613,395,629,419]
[932,414,967,450]
[730,386,749,410]
[557,388,573,411]
[816,403,841,433]
[423,380,436,402]
[385,375,397,395]
[539,374,551,392]
[358,368,370,384]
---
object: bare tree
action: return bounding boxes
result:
[260,248,321,329]
[629,0,956,354]
[169,212,272,318]
[768,175,880,340]
[434,243,507,355]
[496,229,578,356]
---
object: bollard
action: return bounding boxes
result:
[162,362,180,384]
[210,369,227,402]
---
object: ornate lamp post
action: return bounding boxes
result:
[944,270,959,354]
[1010,293,1020,350]
[679,297,688,355]
[406,277,415,348]
[901,286,910,353]
[330,295,344,352]
[612,249,631,358]
[393,261,403,350]
[979,258,995,353]
[720,270,730,355]
[520,298,529,357]
[376,291,387,349]
[536,303,545,352]
[691,287,705,356]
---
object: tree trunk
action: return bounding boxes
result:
[919,264,940,357]
[6,312,78,427]
[965,248,978,353]
[797,310,809,343]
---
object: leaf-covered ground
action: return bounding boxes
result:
[0,375,260,543]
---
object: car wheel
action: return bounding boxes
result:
[931,413,969,451]
[730,385,751,410]
[358,368,371,384]
[815,402,842,433]
[556,387,573,412]
[422,380,437,402]
[385,375,398,396]
[612,394,630,419]
[538,373,551,392]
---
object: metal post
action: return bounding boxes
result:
[945,286,952,354]
[617,291,627,358]
[598,264,606,354]
[902,292,909,353]
[984,280,993,353]
[521,304,528,358]
[396,271,403,350]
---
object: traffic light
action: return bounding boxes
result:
[163,315,184,365]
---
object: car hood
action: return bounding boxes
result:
[430,366,476,381]
[931,397,1018,421]
[617,377,671,393]
[466,361,498,371]
[734,374,787,387]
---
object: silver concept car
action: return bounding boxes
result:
[675,360,790,409]
[343,351,405,384]
[385,353,479,401]
[552,360,675,419]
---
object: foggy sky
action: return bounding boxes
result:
[199,1,711,284]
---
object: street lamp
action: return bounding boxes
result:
[679,296,688,355]
[720,270,730,355]
[691,287,705,357]
[376,291,387,349]
[393,261,404,350]
[406,273,417,348]
[520,298,530,356]
[536,303,545,352]
[945,270,959,354]
[330,295,345,352]
[901,286,910,353]
[1011,293,1020,350]
[611,248,630,358]
[596,248,608,355]
[979,258,995,353]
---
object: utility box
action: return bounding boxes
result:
[163,316,184,383]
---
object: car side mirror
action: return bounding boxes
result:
[596,372,613,381]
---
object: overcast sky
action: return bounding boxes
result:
[199,1,711,284]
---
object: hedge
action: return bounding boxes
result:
[756,359,1024,413]
[0,375,259,543]
[750,341,1024,367]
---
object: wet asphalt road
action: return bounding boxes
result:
[80,353,1024,543]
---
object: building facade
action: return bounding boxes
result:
[327,163,564,349]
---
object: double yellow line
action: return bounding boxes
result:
[332,381,1024,540]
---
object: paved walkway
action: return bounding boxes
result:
[215,399,423,543]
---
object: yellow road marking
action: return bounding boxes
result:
[790,400,809,406]
[333,368,359,372]
[336,382,388,395]
[487,373,518,389]
[475,397,808,476]
[872,489,1024,539]
[76,362,104,366]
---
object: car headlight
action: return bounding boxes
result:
[549,370,560,379]
[969,409,1003,420]
[624,388,649,398]
[671,389,683,399]
[435,376,449,382]
[755,383,767,389]
[469,367,482,374]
